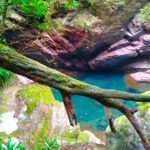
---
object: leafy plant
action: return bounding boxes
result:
[0,137,60,150]
[63,0,80,11]
[0,35,7,44]
[0,137,26,150]
[0,67,14,87]
[10,0,48,18]
[139,3,150,20]
[36,138,60,150]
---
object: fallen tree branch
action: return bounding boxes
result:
[0,44,150,149]
[0,44,150,103]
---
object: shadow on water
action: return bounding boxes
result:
[52,72,138,131]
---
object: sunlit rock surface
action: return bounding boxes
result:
[129,72,150,84]
[124,59,150,84]
[0,111,18,134]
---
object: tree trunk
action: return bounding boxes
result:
[0,44,150,149]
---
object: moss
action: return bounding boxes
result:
[106,115,127,133]
[106,114,140,150]
[17,83,54,114]
[17,83,55,148]
[137,91,150,116]
[139,2,150,20]
[28,107,52,148]
[137,102,150,116]
[64,128,89,144]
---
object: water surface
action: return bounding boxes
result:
[52,72,137,131]
[54,73,136,130]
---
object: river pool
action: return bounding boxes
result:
[52,72,137,131]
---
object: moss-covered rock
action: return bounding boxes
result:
[106,106,150,150]
[0,79,103,149]
[17,83,54,114]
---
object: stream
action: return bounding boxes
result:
[52,72,137,131]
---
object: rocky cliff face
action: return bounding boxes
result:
[4,0,148,71]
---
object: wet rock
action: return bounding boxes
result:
[89,45,137,70]
[124,59,150,72]
[124,59,150,83]
[89,17,150,71]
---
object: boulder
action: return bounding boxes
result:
[124,60,150,83]
[128,72,150,84]
[124,59,150,72]
[89,45,137,70]
[106,92,150,150]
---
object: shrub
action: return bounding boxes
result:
[0,67,14,87]
[139,3,150,20]
[0,137,60,150]
[0,137,26,150]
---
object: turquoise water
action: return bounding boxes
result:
[52,72,137,131]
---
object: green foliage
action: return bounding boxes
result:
[64,128,89,143]
[0,0,94,31]
[10,0,47,18]
[63,0,80,11]
[0,137,60,150]
[0,137,26,150]
[0,35,7,44]
[0,67,14,87]
[36,138,60,150]
[17,84,54,114]
[139,3,150,20]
